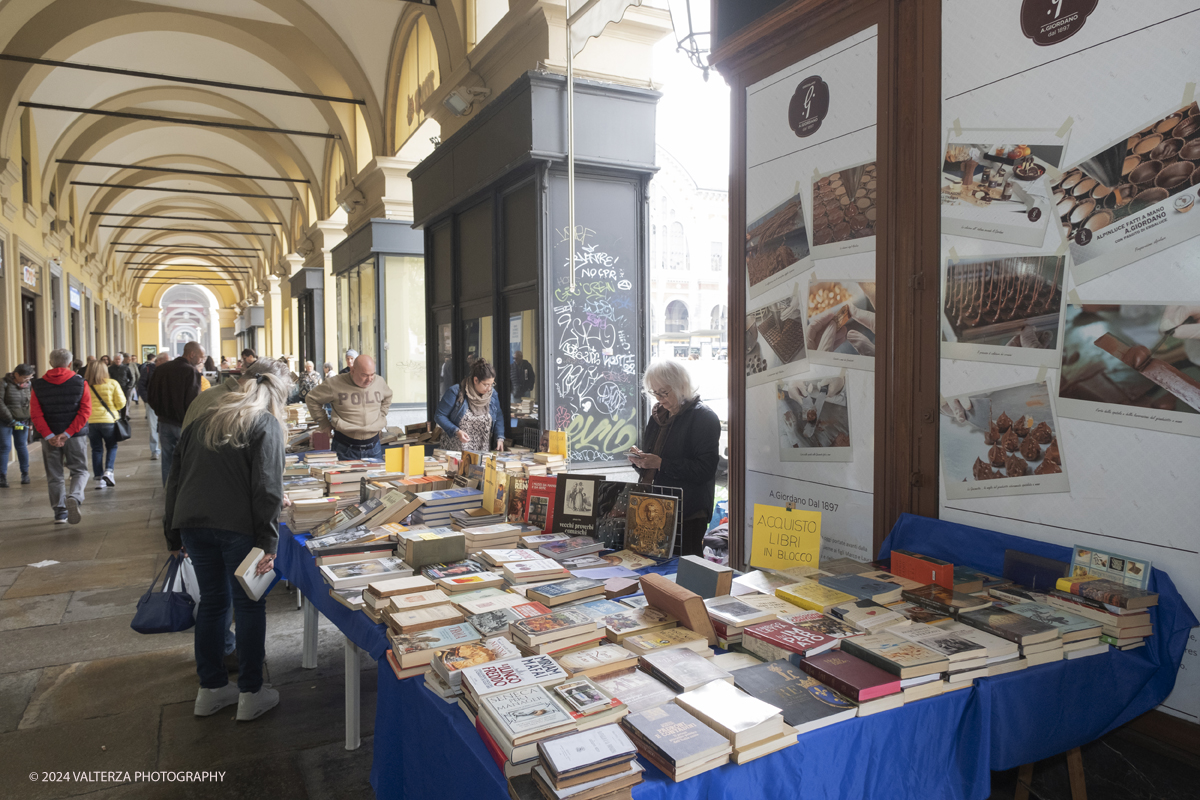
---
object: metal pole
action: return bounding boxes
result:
[567,3,576,293]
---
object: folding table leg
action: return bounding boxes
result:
[302,596,319,669]
[1014,762,1034,800]
[344,636,362,751]
[294,583,303,610]
[1066,747,1087,800]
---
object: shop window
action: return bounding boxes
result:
[507,308,538,423]
[383,256,427,404]
[669,222,687,270]
[436,321,454,400]
[665,300,689,333]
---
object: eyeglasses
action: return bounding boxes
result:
[649,388,672,399]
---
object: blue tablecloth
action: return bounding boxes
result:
[273,527,391,661]
[279,516,1195,800]
[880,513,1198,770]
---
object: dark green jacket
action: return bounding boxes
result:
[0,373,32,424]
[164,411,284,554]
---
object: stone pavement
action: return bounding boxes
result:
[0,414,376,799]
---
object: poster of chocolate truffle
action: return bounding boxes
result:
[1057,302,1200,438]
[1064,102,1200,284]
[804,260,877,371]
[746,280,810,388]
[941,379,1070,500]
[808,160,878,260]
[940,252,1067,368]
[744,26,877,300]
[776,370,852,462]
[941,129,1067,247]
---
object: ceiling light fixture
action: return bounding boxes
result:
[442,87,491,117]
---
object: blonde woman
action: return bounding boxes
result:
[164,359,291,722]
[84,360,126,490]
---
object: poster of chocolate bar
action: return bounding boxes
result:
[1057,302,1200,438]
[941,128,1067,247]
[744,26,877,300]
[745,280,809,389]
[941,378,1070,500]
[808,159,878,260]
[940,252,1067,368]
[1064,101,1200,284]
[776,369,852,462]
[803,257,876,372]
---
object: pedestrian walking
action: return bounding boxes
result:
[0,364,34,487]
[84,360,126,490]
[31,349,91,524]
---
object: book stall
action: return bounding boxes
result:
[273,423,1194,799]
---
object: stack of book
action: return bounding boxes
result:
[461,655,571,768]
[556,644,639,680]
[836,632,952,695]
[603,606,678,643]
[798,650,903,715]
[734,659,858,735]
[1005,602,1108,660]
[317,554,412,591]
[526,577,606,608]
[503,558,571,585]
[620,628,710,659]
[675,678,796,765]
[480,549,543,568]
[521,532,569,548]
[828,598,907,632]
[451,507,508,529]
[529,726,642,800]
[539,536,604,562]
[462,524,523,554]
[289,496,340,531]
[886,622,989,688]
[741,619,839,665]
[387,621,483,679]
[704,595,780,646]
[410,488,485,527]
[775,580,857,613]
[425,636,521,702]
[511,609,606,657]
[283,475,326,501]
[639,648,734,693]
[465,598,554,640]
[549,677,629,730]
[959,607,1063,665]
[1049,577,1157,650]
[621,703,731,781]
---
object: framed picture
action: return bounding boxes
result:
[141,344,158,362]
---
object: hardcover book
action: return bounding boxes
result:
[676,555,734,599]
[480,684,576,746]
[742,620,839,664]
[602,607,678,642]
[704,595,779,628]
[404,531,468,570]
[1004,602,1103,643]
[596,669,678,715]
[511,608,597,644]
[885,601,951,625]
[776,580,857,613]
[552,473,603,539]
[625,492,678,559]
[781,610,864,640]
[621,704,731,771]
[828,598,907,631]
[640,648,734,693]
[816,574,903,604]
[526,577,606,606]
[674,679,784,748]
[797,650,902,703]
[388,622,482,668]
[421,559,489,581]
[538,536,604,561]
[553,677,622,718]
[319,556,411,590]
[384,603,463,634]
[1055,577,1158,610]
[731,570,796,596]
[900,584,992,617]
[958,606,1060,646]
[558,644,639,679]
[838,632,949,679]
[567,599,630,621]
[890,549,954,589]
[733,659,857,733]
[434,637,522,686]
[466,602,553,638]
[537,725,639,779]
[592,480,637,549]
[621,627,710,657]
[888,622,988,663]
[524,476,558,533]
[932,619,1020,660]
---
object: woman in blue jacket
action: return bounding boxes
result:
[435,359,505,452]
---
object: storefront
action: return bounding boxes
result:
[289,267,325,370]
[329,219,426,417]
[410,71,659,461]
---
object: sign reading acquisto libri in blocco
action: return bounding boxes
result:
[749,504,822,572]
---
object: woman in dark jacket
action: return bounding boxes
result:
[164,359,290,722]
[0,365,34,487]
[629,360,721,557]
[434,359,506,451]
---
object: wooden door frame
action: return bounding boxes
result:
[711,0,942,565]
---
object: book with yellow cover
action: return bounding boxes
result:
[775,580,856,613]
[1055,574,1103,593]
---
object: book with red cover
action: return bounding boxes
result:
[798,650,902,703]
[525,476,558,533]
[890,549,954,589]
[475,715,509,772]
[742,620,839,666]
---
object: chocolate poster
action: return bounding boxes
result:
[940,379,1071,500]
[776,370,853,462]
[941,129,1067,247]
[808,160,878,260]
[745,26,877,300]
[941,252,1067,368]
[803,259,877,371]
[1064,102,1200,284]
[746,280,809,389]
[1057,302,1200,437]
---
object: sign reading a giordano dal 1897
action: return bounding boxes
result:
[1021,0,1098,46]
[750,503,822,571]
[788,75,830,138]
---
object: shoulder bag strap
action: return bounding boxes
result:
[91,384,117,419]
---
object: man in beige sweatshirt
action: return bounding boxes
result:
[304,354,393,460]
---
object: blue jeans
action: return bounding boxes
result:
[333,436,383,461]
[88,423,120,478]
[180,528,267,693]
[159,421,182,486]
[0,424,29,478]
[146,405,159,455]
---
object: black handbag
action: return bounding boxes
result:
[91,386,131,442]
[130,554,196,634]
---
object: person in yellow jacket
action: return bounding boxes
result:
[84,361,127,490]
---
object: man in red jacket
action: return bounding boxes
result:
[31,348,92,524]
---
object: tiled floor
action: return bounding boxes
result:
[0,414,375,799]
[0,415,1196,799]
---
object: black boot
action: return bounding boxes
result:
[0,476,7,488]
[21,473,30,484]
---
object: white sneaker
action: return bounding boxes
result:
[94,478,107,491]
[236,685,279,721]
[103,470,116,487]
[194,683,239,716]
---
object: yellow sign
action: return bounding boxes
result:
[384,446,404,473]
[749,504,822,571]
[547,430,568,458]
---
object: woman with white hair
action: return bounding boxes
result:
[163,359,292,722]
[628,360,721,557]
